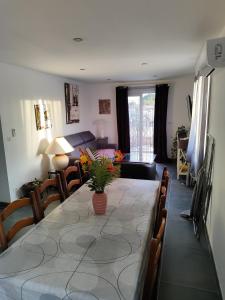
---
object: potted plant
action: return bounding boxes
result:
[80,153,120,214]
[171,126,189,159]
[21,178,42,197]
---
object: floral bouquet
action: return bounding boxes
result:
[80,150,120,193]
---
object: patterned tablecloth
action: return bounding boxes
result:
[0,178,159,300]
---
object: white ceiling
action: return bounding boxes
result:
[0,0,225,82]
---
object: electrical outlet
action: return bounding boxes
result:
[11,129,16,137]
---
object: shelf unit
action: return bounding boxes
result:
[177,135,189,185]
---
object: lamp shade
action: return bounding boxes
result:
[45,137,74,155]
[93,119,106,138]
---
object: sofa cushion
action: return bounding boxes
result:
[65,132,83,148]
[96,148,115,160]
[83,141,97,149]
[79,131,95,143]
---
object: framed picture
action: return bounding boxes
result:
[99,99,111,114]
[64,83,80,123]
[34,104,52,130]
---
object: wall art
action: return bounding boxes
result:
[99,99,111,114]
[64,83,80,123]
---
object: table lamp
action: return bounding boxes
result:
[45,137,74,170]
[93,119,106,138]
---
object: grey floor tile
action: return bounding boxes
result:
[158,282,221,300]
[160,242,219,292]
[164,219,206,251]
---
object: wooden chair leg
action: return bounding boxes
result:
[30,191,44,222]
[0,222,7,250]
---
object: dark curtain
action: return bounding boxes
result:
[154,84,169,163]
[116,86,130,153]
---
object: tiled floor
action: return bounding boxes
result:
[156,163,222,300]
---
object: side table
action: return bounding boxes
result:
[96,137,108,148]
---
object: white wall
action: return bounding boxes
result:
[167,75,194,157]
[85,75,194,157]
[0,62,91,201]
[206,67,225,298]
[192,27,225,298]
[85,83,118,144]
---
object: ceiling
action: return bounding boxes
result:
[0,0,225,82]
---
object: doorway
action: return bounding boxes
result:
[128,87,155,162]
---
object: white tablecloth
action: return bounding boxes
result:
[0,178,159,300]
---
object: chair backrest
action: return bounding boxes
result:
[59,165,81,198]
[161,167,170,191]
[154,191,167,233]
[160,182,167,196]
[143,208,167,299]
[0,197,37,250]
[162,167,169,179]
[34,174,65,221]
[156,208,167,240]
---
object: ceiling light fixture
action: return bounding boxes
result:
[73,37,83,42]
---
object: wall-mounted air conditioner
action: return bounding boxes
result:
[196,37,225,77]
[207,37,225,68]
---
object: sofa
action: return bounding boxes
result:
[65,131,156,180]
[65,131,117,160]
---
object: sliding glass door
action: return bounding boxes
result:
[128,87,155,162]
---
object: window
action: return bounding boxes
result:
[128,87,155,162]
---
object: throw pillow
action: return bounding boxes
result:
[114,150,124,162]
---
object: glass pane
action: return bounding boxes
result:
[142,93,155,154]
[128,92,155,162]
[128,96,140,160]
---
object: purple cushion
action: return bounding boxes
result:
[96,149,115,160]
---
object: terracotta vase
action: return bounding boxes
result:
[92,192,107,215]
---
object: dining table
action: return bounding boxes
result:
[0,178,159,300]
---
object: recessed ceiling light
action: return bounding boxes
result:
[73,37,83,42]
[141,62,148,66]
[80,68,86,71]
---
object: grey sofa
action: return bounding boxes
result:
[65,131,117,159]
[65,130,156,180]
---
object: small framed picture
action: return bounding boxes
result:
[99,99,111,114]
[34,104,52,130]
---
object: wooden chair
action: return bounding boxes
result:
[34,174,65,221]
[143,208,167,299]
[161,167,170,192]
[59,165,81,198]
[0,196,39,250]
[154,173,168,230]
[162,167,169,180]
[154,195,167,236]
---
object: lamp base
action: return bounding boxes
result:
[52,154,69,170]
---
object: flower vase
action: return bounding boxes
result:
[92,192,107,215]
